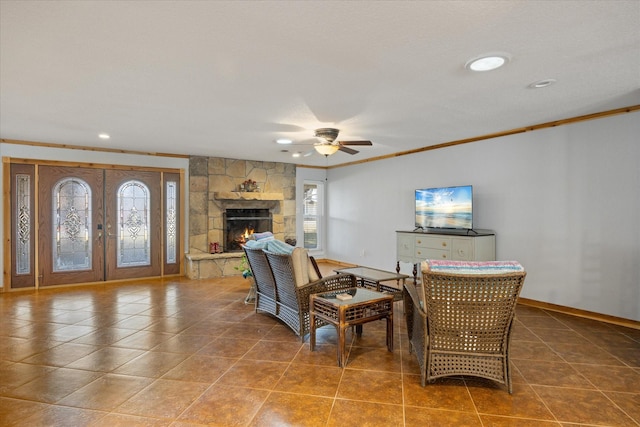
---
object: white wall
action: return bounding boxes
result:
[0,143,190,288]
[323,112,640,321]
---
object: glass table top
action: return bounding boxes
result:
[315,287,391,305]
[334,266,409,281]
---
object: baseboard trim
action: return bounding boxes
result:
[518,297,639,330]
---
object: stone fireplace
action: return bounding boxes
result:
[186,156,296,279]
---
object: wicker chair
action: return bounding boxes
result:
[243,246,278,317]
[404,260,526,393]
[264,251,356,341]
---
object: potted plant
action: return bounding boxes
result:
[235,254,253,279]
[235,254,256,304]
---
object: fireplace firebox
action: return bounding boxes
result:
[223,208,272,252]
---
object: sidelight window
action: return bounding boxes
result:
[303,181,324,251]
[15,174,32,275]
[166,180,177,264]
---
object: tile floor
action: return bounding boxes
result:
[1,266,639,426]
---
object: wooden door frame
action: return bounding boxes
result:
[2,157,185,291]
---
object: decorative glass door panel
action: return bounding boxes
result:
[105,169,161,280]
[38,166,104,287]
[116,180,151,268]
[52,177,93,272]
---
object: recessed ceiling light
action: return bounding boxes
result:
[292,152,301,158]
[528,79,556,89]
[465,53,511,72]
[276,138,292,144]
[98,133,110,140]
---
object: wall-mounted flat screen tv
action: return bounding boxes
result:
[415,185,473,230]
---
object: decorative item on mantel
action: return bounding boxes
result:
[239,179,259,192]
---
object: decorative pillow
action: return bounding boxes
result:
[252,231,274,241]
[265,239,295,255]
[422,259,524,275]
[244,239,268,250]
[291,247,310,287]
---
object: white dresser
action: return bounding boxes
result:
[396,230,496,281]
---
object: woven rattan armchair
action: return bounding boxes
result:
[243,246,278,317]
[404,260,526,393]
[264,251,356,341]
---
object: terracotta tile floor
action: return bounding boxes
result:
[1,269,639,426]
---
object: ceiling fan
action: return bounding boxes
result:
[313,128,373,156]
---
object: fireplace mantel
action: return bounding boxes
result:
[213,192,284,201]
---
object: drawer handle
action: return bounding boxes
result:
[442,242,447,247]
[417,251,422,255]
[442,254,447,259]
[417,240,421,244]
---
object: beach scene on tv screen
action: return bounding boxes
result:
[416,186,472,229]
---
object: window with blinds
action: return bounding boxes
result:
[303,182,323,250]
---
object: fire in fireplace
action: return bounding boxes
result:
[223,208,272,252]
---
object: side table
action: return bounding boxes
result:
[309,287,394,367]
[334,266,409,301]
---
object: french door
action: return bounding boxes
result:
[38,166,105,286]
[103,169,162,281]
[8,163,180,289]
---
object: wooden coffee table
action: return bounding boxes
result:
[334,266,409,301]
[309,287,394,367]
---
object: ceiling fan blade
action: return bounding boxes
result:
[338,140,373,146]
[338,145,359,155]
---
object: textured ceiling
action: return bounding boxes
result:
[1,1,639,166]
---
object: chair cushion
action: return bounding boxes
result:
[423,260,524,275]
[255,239,318,285]
[291,247,310,287]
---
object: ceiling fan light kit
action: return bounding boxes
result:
[314,143,340,156]
[314,128,340,142]
[311,127,373,156]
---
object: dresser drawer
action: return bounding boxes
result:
[415,247,450,260]
[415,236,451,250]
